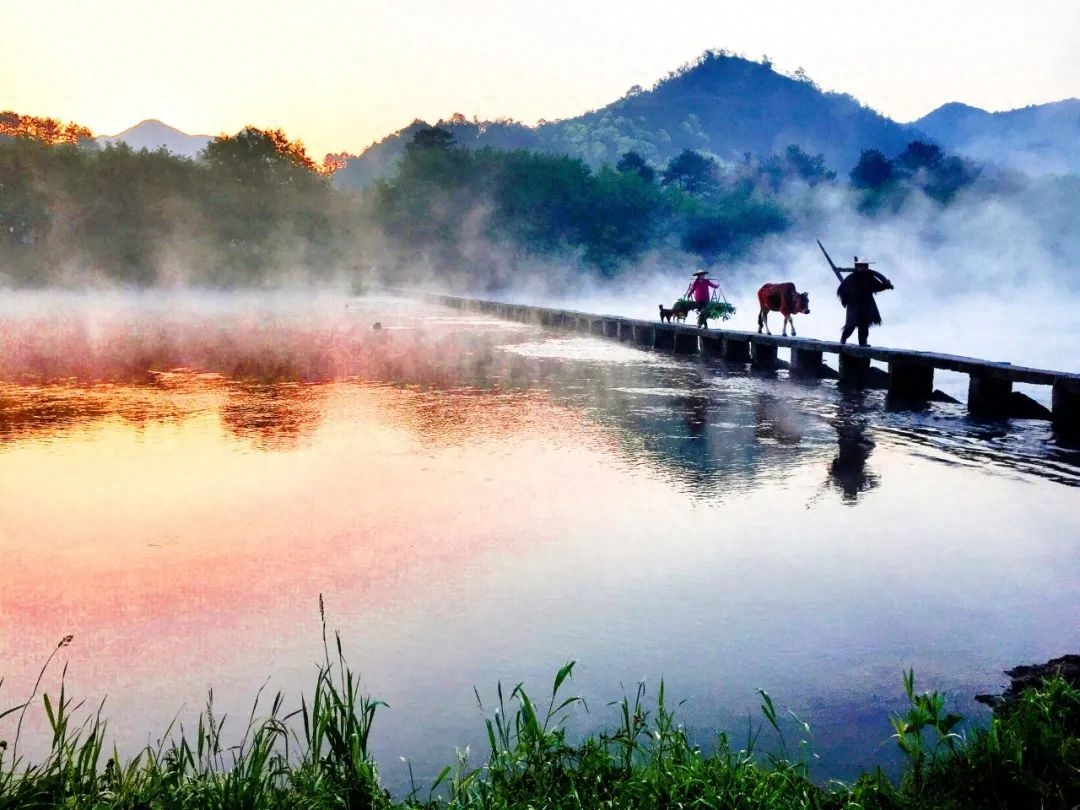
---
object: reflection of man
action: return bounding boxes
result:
[827,397,879,502]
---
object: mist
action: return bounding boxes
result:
[505,178,1080,388]
[3,131,1078,405]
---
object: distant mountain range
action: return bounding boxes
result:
[98,53,1079,182]
[911,99,1080,176]
[97,119,211,159]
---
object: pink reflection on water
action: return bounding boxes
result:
[0,354,641,749]
[4,293,1080,788]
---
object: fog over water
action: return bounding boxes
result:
[1,289,1079,797]
[0,165,1078,796]
[479,183,1079,407]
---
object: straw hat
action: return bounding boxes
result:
[692,269,709,276]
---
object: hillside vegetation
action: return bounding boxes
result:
[336,51,920,192]
[3,96,1076,294]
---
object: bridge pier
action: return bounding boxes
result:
[723,337,751,363]
[590,319,605,336]
[603,319,619,339]
[968,373,1012,418]
[751,341,778,369]
[789,347,823,379]
[673,331,699,354]
[633,324,655,347]
[839,352,871,386]
[700,334,724,359]
[654,326,676,351]
[1052,380,1080,437]
[617,320,634,342]
[888,360,934,401]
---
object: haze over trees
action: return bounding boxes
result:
[0,122,362,287]
[1,45,1076,294]
[0,113,1020,293]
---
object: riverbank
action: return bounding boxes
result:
[3,630,1079,809]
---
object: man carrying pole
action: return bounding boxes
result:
[817,241,894,347]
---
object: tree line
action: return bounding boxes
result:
[0,114,359,287]
[1,110,988,291]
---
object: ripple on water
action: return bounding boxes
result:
[500,336,681,365]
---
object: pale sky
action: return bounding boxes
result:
[2,0,1077,159]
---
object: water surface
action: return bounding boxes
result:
[1,291,1078,790]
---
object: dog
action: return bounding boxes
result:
[659,304,674,323]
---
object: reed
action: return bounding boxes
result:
[3,610,1079,809]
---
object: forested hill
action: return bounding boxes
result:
[335,51,921,190]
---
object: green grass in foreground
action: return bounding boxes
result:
[2,614,1080,809]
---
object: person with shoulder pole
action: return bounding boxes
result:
[837,256,893,347]
[684,269,718,313]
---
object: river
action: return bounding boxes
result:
[1,290,1078,792]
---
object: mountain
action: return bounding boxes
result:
[335,52,924,190]
[912,99,1080,175]
[97,119,211,159]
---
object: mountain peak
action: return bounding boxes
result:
[97,119,211,159]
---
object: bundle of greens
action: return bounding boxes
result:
[704,301,736,321]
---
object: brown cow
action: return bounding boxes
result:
[757,282,810,336]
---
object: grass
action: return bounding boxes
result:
[3,607,1079,809]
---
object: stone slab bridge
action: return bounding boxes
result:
[418,293,1080,435]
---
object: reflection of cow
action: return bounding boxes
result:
[757,283,810,337]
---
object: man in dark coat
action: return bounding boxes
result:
[837,257,893,346]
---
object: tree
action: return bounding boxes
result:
[783,145,836,186]
[408,126,456,151]
[896,141,943,172]
[849,149,895,190]
[202,126,319,173]
[199,126,332,279]
[923,155,980,204]
[615,150,656,183]
[580,166,663,270]
[0,111,94,145]
[661,149,717,196]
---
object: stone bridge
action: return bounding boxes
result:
[418,293,1080,436]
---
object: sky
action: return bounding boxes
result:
[2,0,1077,160]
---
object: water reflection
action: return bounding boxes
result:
[754,393,806,446]
[681,394,708,437]
[827,393,881,503]
[4,293,1080,795]
[3,297,1078,494]
[220,382,324,452]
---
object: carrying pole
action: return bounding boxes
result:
[816,239,846,283]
